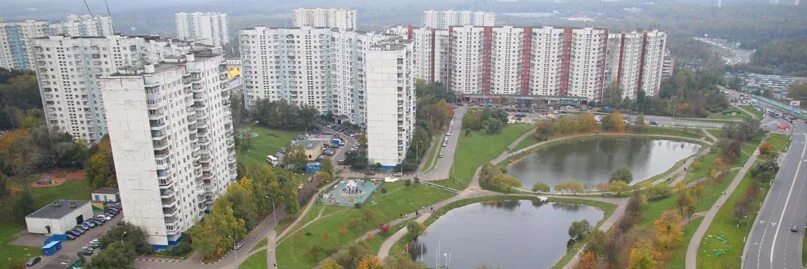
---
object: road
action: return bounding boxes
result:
[625,114,728,129]
[742,122,807,269]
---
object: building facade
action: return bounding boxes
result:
[49,14,114,37]
[175,12,229,47]
[394,25,664,101]
[421,10,495,29]
[25,200,94,235]
[100,49,237,247]
[0,20,50,70]
[292,8,357,30]
[366,37,415,167]
[605,30,667,99]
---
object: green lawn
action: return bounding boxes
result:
[738,105,764,119]
[512,135,539,152]
[641,126,705,140]
[275,181,452,269]
[432,124,533,190]
[697,135,789,269]
[239,251,268,269]
[803,230,807,267]
[251,238,268,252]
[238,125,302,165]
[0,219,39,269]
[29,180,93,208]
[708,107,753,120]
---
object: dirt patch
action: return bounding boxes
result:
[29,170,86,188]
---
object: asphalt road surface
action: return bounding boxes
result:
[743,122,807,269]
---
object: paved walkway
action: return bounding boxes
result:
[685,144,761,269]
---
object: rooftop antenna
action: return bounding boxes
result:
[83,0,94,16]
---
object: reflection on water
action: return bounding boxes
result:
[508,138,700,187]
[409,200,603,269]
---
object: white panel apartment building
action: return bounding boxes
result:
[422,10,495,29]
[100,49,236,247]
[292,8,357,30]
[239,27,376,124]
[32,35,198,143]
[175,12,230,47]
[0,20,49,70]
[33,35,153,143]
[50,14,114,37]
[366,37,415,167]
[605,30,667,99]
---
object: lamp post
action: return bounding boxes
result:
[228,235,238,269]
[120,231,127,246]
[266,196,276,227]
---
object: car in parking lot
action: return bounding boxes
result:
[90,239,101,248]
[25,256,41,267]
[78,247,94,256]
[65,234,76,240]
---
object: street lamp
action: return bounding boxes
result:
[120,231,127,246]
[266,196,277,228]
[228,235,238,269]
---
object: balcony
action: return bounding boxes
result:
[163,206,178,216]
[153,138,169,151]
[161,197,177,206]
[160,188,175,198]
[164,216,178,225]
[159,177,174,187]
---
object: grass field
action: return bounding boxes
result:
[697,135,790,269]
[239,251,268,269]
[708,107,753,120]
[432,124,533,190]
[275,181,452,269]
[422,133,444,173]
[0,219,39,269]
[738,105,764,119]
[512,135,538,152]
[238,125,301,165]
[641,126,705,140]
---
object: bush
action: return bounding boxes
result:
[532,182,550,192]
[610,166,633,183]
[379,188,387,193]
[354,202,362,209]
[403,179,411,186]
[646,185,673,201]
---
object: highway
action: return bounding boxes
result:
[742,122,807,269]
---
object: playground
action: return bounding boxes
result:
[318,179,381,207]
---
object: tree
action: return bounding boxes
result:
[718,140,742,164]
[356,256,383,269]
[568,220,592,241]
[654,210,683,250]
[406,220,426,240]
[533,119,555,141]
[190,198,247,259]
[758,142,773,156]
[602,112,626,132]
[85,136,116,188]
[332,241,373,269]
[607,181,631,195]
[610,166,633,183]
[787,82,807,108]
[12,189,34,222]
[576,251,598,269]
[99,223,150,255]
[478,164,521,192]
[628,239,657,269]
[532,181,550,192]
[676,189,695,218]
[0,172,7,199]
[584,229,607,258]
[634,114,647,132]
[578,112,599,132]
[226,178,259,228]
[88,242,137,269]
[749,159,779,183]
[555,181,585,195]
[482,118,505,134]
[285,145,307,172]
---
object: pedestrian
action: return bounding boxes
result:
[431,206,434,212]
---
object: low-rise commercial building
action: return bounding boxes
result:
[25,200,94,235]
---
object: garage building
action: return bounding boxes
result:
[25,200,94,235]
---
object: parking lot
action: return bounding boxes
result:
[15,204,124,268]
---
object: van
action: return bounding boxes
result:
[266,155,279,166]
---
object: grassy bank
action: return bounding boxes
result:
[432,124,533,190]
[239,251,268,269]
[422,133,444,173]
[274,181,452,269]
[238,125,301,165]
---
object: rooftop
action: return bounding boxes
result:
[92,187,119,195]
[27,200,89,219]
[302,140,324,150]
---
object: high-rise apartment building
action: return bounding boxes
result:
[366,37,415,168]
[421,10,495,29]
[292,8,357,30]
[175,12,229,47]
[49,14,114,37]
[100,48,237,247]
[395,25,663,101]
[239,27,378,124]
[605,30,667,99]
[32,35,197,143]
[0,20,49,70]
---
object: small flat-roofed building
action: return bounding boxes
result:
[91,187,120,203]
[301,140,324,161]
[25,200,94,235]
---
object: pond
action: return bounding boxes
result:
[409,200,603,269]
[507,137,701,187]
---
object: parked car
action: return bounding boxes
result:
[25,256,41,267]
[66,230,80,237]
[65,234,76,240]
[791,225,800,233]
[88,219,103,226]
[80,223,92,230]
[649,120,658,126]
[90,239,101,248]
[78,247,93,256]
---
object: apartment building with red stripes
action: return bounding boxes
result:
[391,25,667,102]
